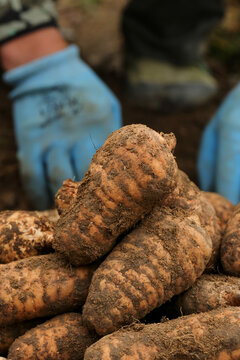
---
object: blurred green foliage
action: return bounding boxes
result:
[207,0,240,69]
[208,29,240,68]
[71,0,102,7]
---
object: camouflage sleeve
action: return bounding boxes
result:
[0,0,58,44]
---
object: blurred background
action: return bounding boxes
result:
[0,0,240,210]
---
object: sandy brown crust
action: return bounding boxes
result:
[202,192,235,235]
[175,274,240,315]
[54,125,178,266]
[163,170,200,210]
[84,307,240,360]
[0,211,54,263]
[221,204,240,276]
[198,194,221,271]
[8,313,98,360]
[37,209,60,223]
[82,206,212,335]
[0,253,95,326]
[0,319,43,355]
[163,170,221,271]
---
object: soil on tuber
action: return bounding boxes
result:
[163,170,221,271]
[54,124,178,266]
[8,313,98,360]
[221,203,240,276]
[83,206,212,335]
[0,253,95,326]
[0,211,54,263]
[174,273,240,315]
[0,319,43,355]
[84,307,240,360]
[202,192,235,235]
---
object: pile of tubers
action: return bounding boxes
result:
[0,124,239,359]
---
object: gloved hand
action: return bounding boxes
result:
[198,82,240,204]
[3,45,122,209]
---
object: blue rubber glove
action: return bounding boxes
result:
[3,45,122,209]
[198,82,240,204]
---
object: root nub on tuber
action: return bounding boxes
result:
[0,211,54,264]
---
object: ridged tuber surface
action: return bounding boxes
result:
[54,124,178,266]
[0,253,95,326]
[82,206,212,335]
[202,192,235,235]
[221,204,240,276]
[163,170,200,211]
[164,170,221,271]
[175,274,240,315]
[8,313,98,360]
[84,307,240,360]
[198,194,221,271]
[0,211,54,263]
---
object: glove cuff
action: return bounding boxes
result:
[3,45,80,97]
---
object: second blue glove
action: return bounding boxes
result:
[198,82,240,204]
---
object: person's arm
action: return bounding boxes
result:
[0,27,67,70]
